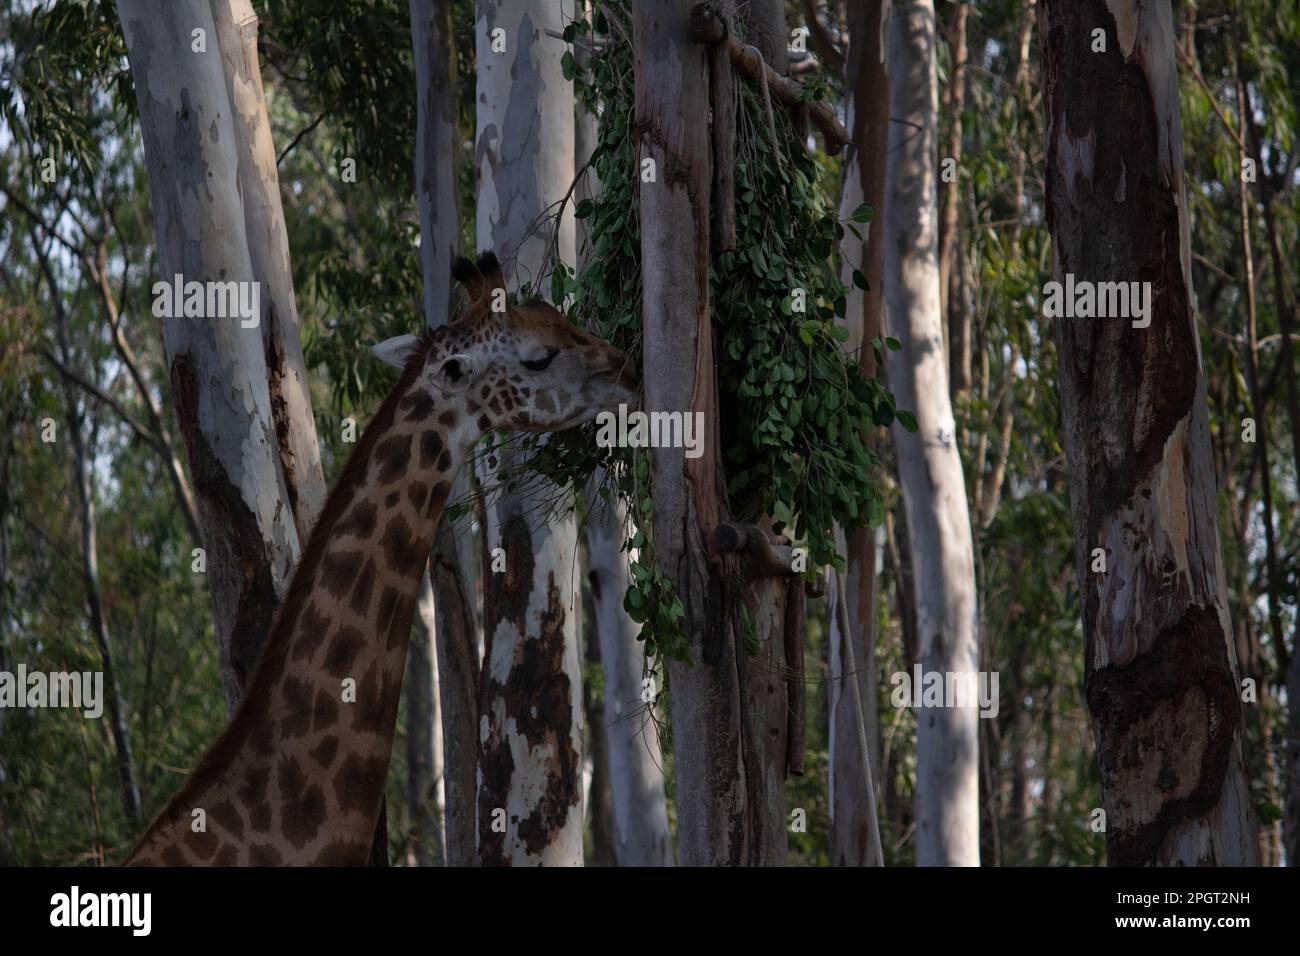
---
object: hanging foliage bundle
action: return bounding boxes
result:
[525,1,907,664]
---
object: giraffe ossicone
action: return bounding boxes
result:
[126,251,636,866]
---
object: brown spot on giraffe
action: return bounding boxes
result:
[250,844,283,866]
[335,753,388,815]
[335,500,378,539]
[312,689,339,733]
[280,675,313,738]
[407,480,429,511]
[378,514,416,572]
[309,735,340,769]
[373,433,412,484]
[318,550,363,599]
[420,430,443,468]
[350,557,377,616]
[278,755,328,850]
[294,602,332,661]
[399,389,437,422]
[323,626,365,679]
[214,844,239,866]
[184,825,220,861]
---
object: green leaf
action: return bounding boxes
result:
[896,409,919,432]
[850,201,874,223]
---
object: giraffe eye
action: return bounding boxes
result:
[522,348,558,372]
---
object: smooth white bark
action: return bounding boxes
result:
[118,0,304,707]
[883,0,980,867]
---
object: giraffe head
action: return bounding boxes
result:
[372,252,636,436]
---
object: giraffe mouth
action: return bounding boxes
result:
[587,362,639,398]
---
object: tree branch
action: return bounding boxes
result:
[690,3,851,154]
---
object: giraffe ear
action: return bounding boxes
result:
[371,334,422,370]
[431,352,478,392]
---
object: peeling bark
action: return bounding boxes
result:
[405,570,446,866]
[1039,0,1258,865]
[474,0,583,865]
[118,0,306,709]
[211,0,327,540]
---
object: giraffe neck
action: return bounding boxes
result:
[127,371,475,866]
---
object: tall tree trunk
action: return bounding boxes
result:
[573,13,673,864]
[43,247,141,826]
[636,0,745,867]
[474,0,584,866]
[210,0,327,541]
[1038,0,1258,865]
[884,0,981,867]
[938,0,970,397]
[410,0,481,868]
[639,0,799,867]
[580,603,616,866]
[829,0,890,867]
[735,0,796,869]
[118,0,306,708]
[587,497,674,865]
[405,571,445,866]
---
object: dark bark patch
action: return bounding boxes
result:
[1086,605,1240,864]
[480,574,580,859]
[170,354,281,694]
[491,515,535,632]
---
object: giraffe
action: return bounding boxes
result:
[126,251,636,865]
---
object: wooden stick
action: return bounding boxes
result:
[690,2,851,154]
[714,521,797,578]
